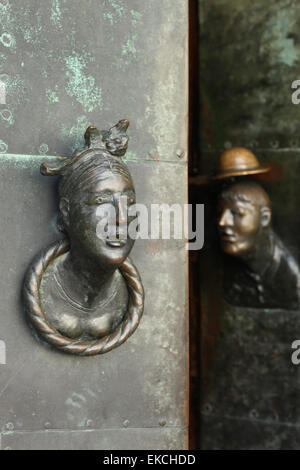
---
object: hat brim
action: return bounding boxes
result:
[212,165,270,180]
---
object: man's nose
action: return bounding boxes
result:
[218,209,233,227]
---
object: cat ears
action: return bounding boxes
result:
[109,119,129,134]
[40,119,130,176]
[85,119,130,147]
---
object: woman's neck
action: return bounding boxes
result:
[57,248,118,309]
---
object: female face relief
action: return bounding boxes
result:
[61,167,136,268]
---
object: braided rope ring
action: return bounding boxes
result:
[23,239,144,356]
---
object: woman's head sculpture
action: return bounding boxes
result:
[41,119,135,267]
[24,120,144,355]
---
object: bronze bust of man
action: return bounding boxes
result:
[24,120,144,355]
[216,149,300,310]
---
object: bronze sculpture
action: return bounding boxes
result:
[23,120,144,355]
[213,147,270,180]
[215,148,300,309]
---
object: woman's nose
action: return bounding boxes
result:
[115,196,128,224]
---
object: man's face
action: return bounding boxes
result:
[218,196,262,256]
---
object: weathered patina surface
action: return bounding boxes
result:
[0,0,188,450]
[0,0,187,161]
[0,156,188,450]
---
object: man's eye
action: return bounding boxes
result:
[233,210,244,216]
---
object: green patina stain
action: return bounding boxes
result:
[0,52,6,66]
[0,154,58,171]
[263,7,299,67]
[78,419,87,427]
[22,18,43,46]
[103,12,114,25]
[0,2,16,52]
[72,392,86,402]
[39,143,49,155]
[86,388,97,398]
[0,139,7,153]
[122,34,137,58]
[23,29,31,43]
[103,2,142,67]
[65,55,102,113]
[130,10,142,25]
[1,108,13,125]
[46,88,59,103]
[122,150,137,163]
[50,0,62,28]
[65,397,81,409]
[1,74,27,126]
[113,33,138,68]
[103,0,125,24]
[0,32,15,48]
[60,115,90,152]
[6,74,26,103]
[109,0,125,17]
[0,0,9,11]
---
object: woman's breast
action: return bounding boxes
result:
[41,266,129,340]
[54,312,113,339]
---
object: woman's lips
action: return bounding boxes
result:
[106,239,127,248]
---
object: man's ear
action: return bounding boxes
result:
[260,206,271,228]
[59,197,70,230]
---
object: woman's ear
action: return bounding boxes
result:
[59,197,70,230]
[260,206,272,228]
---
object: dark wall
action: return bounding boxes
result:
[196,0,300,449]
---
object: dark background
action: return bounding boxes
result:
[189,0,300,450]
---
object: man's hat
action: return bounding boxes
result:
[213,147,270,180]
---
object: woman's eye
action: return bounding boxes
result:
[88,197,109,205]
[94,197,105,204]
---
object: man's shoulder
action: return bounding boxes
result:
[272,233,300,282]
